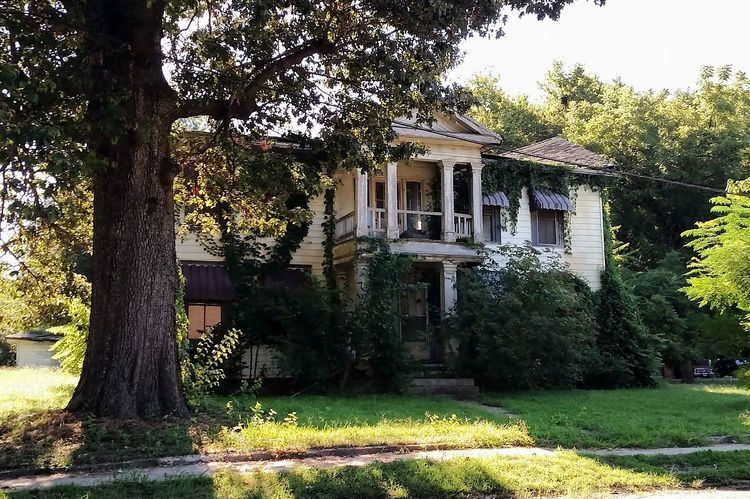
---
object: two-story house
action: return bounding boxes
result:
[176,114,608,375]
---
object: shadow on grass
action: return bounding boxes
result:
[6,452,680,499]
[0,409,213,471]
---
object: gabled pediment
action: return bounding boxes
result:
[393,111,503,148]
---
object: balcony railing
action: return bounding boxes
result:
[367,208,386,233]
[454,213,473,239]
[334,211,356,240]
[335,209,473,243]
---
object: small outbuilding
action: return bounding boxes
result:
[4,330,61,367]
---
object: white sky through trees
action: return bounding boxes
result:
[450,0,750,100]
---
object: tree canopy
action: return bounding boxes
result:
[1,0,596,417]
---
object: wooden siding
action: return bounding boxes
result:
[176,195,327,277]
[8,340,59,368]
[487,185,605,290]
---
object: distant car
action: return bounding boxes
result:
[693,366,714,378]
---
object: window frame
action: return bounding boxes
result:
[531,208,564,247]
[187,302,224,340]
[482,207,503,243]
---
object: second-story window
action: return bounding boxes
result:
[483,207,502,242]
[532,209,564,246]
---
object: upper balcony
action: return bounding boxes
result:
[333,160,484,245]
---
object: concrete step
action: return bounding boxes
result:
[410,377,476,387]
[406,377,480,400]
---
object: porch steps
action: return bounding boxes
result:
[407,363,479,399]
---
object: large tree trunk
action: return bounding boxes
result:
[67,0,188,418]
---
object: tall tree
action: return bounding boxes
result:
[1,0,594,417]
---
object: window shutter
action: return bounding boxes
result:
[531,210,538,245]
[557,212,565,246]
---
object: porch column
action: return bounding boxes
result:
[470,162,484,243]
[441,161,455,242]
[355,168,369,237]
[385,162,399,239]
[440,261,458,315]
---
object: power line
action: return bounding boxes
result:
[392,119,733,196]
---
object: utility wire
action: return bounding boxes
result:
[392,119,735,196]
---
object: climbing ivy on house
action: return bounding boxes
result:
[481,158,610,251]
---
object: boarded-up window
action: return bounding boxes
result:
[187,303,222,339]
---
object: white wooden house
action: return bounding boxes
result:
[176,115,609,375]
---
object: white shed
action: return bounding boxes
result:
[5,330,61,368]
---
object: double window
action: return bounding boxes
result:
[187,303,222,340]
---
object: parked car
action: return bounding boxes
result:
[692,366,714,378]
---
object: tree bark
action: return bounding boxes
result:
[67,0,188,418]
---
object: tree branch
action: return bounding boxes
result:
[175,38,337,120]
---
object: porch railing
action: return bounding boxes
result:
[368,207,386,233]
[454,213,473,239]
[334,211,356,240]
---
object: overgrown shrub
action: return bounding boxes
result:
[622,251,746,367]
[271,280,352,387]
[350,238,419,392]
[446,245,596,389]
[587,266,660,388]
[0,336,14,366]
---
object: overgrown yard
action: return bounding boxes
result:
[3,452,680,499]
[0,368,527,471]
[4,368,750,477]
[483,383,750,448]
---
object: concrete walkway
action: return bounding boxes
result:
[3,443,750,493]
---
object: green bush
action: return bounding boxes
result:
[271,280,352,387]
[587,266,660,388]
[446,245,596,389]
[350,238,418,392]
[50,298,90,374]
[0,336,14,366]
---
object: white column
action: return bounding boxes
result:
[385,162,399,239]
[441,161,455,242]
[440,261,458,315]
[355,168,368,237]
[470,162,484,243]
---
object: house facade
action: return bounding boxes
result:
[176,115,608,375]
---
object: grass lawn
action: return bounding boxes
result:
[2,451,680,499]
[596,450,750,486]
[0,368,527,471]
[482,383,750,448]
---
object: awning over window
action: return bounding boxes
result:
[181,263,236,302]
[482,191,510,208]
[531,188,574,212]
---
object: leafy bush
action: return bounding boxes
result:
[182,326,242,406]
[446,245,596,389]
[350,238,419,392]
[271,280,352,387]
[0,336,14,366]
[587,266,660,388]
[50,298,90,374]
[622,251,746,366]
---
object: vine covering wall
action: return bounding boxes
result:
[481,158,610,251]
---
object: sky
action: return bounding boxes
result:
[449,0,750,100]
